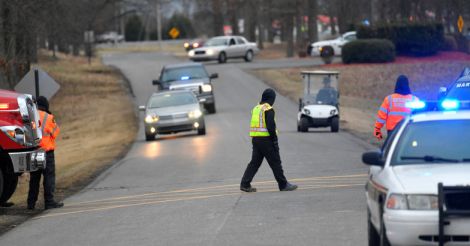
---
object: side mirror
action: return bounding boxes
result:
[438,87,447,100]
[152,79,160,86]
[138,105,146,111]
[210,73,218,79]
[362,151,384,166]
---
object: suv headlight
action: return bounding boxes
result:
[188,50,195,57]
[201,84,212,93]
[145,114,159,124]
[386,194,438,210]
[188,109,202,119]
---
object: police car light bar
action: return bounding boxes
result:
[405,100,426,109]
[441,99,459,110]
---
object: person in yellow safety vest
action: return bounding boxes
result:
[240,89,297,192]
[27,96,64,210]
[375,75,419,140]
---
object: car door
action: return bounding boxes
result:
[225,38,238,58]
[235,37,248,57]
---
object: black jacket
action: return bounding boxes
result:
[259,89,277,142]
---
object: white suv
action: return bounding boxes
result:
[363,105,470,246]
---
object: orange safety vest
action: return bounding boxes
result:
[375,93,419,131]
[39,110,60,151]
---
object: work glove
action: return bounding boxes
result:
[374,127,383,140]
[273,140,280,152]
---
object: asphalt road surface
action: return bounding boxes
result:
[0,53,372,246]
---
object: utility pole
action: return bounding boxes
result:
[156,0,162,50]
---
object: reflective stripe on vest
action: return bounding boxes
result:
[41,112,49,134]
[249,103,272,137]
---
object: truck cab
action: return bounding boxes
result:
[0,89,46,204]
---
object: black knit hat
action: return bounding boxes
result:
[394,75,411,95]
[260,88,276,106]
[36,96,50,112]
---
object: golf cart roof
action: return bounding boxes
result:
[301,70,340,75]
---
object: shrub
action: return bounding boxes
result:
[342,39,395,64]
[357,23,444,56]
[125,15,145,42]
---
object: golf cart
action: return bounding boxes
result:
[297,70,340,132]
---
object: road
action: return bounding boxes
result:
[0,53,371,246]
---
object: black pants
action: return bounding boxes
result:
[241,138,288,190]
[28,151,56,206]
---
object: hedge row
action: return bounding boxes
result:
[342,39,395,64]
[357,23,444,56]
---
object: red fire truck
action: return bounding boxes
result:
[0,89,45,204]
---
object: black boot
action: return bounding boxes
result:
[280,183,298,191]
[45,201,64,210]
[240,186,257,192]
[0,202,14,207]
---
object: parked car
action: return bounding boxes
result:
[152,63,218,114]
[188,36,259,63]
[363,102,470,246]
[183,39,205,51]
[308,31,357,56]
[96,32,124,44]
[139,90,206,141]
[0,90,45,204]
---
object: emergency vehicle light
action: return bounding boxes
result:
[181,76,190,80]
[405,101,426,109]
[0,103,9,109]
[441,99,459,110]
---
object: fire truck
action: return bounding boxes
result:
[0,89,45,204]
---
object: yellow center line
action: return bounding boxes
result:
[37,183,364,219]
[68,173,367,206]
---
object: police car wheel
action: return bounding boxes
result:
[299,118,309,132]
[145,134,155,141]
[368,210,380,246]
[379,210,391,246]
[198,127,206,135]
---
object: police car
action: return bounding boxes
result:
[439,67,470,102]
[363,100,470,246]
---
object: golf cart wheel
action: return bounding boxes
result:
[218,52,227,63]
[331,117,339,132]
[198,127,206,135]
[145,133,155,141]
[299,118,309,132]
[206,103,216,114]
[297,124,301,132]
[244,50,253,62]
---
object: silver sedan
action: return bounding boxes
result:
[188,36,259,63]
[139,90,206,141]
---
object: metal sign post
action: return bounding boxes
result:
[34,69,39,99]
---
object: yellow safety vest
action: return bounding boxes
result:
[249,103,273,137]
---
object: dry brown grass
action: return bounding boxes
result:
[250,60,470,145]
[10,51,137,207]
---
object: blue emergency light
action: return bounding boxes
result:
[441,99,459,110]
[405,100,426,109]
[181,76,190,80]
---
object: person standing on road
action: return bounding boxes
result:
[27,96,64,210]
[374,75,419,140]
[240,89,298,192]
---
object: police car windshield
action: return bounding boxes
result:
[148,92,197,108]
[161,66,208,83]
[447,81,470,100]
[391,120,470,165]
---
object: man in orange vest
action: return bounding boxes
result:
[27,96,63,210]
[375,75,419,140]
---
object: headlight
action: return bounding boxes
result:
[183,42,189,48]
[386,194,438,210]
[201,84,212,93]
[0,126,26,145]
[188,109,203,119]
[206,49,214,55]
[145,114,159,124]
[304,109,310,115]
[188,50,195,57]
[318,46,323,52]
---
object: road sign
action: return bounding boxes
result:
[15,67,60,100]
[458,15,464,33]
[169,27,180,39]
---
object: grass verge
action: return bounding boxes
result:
[0,51,137,232]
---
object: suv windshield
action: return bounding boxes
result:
[447,78,470,100]
[161,66,208,83]
[148,92,197,108]
[204,37,228,47]
[391,120,470,165]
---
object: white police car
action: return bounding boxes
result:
[363,100,470,246]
